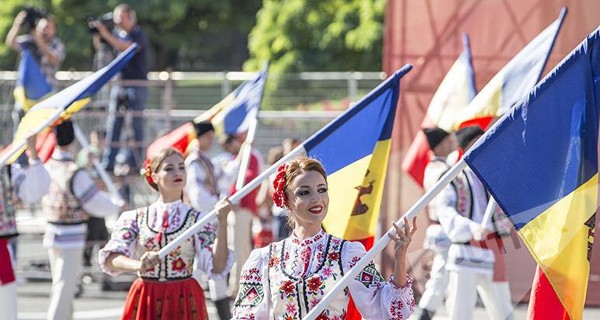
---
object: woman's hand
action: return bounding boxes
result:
[138,251,160,273]
[215,198,232,223]
[389,217,417,258]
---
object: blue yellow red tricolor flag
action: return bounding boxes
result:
[13,46,52,112]
[452,7,567,131]
[402,33,476,186]
[302,65,412,248]
[0,44,138,166]
[145,64,268,158]
[463,25,600,320]
[299,65,411,319]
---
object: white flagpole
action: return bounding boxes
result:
[303,159,467,320]
[480,197,497,229]
[72,123,122,201]
[157,146,304,258]
[234,116,258,193]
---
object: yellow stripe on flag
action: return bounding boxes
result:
[452,71,504,130]
[519,174,597,320]
[324,139,391,240]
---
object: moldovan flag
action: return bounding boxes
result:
[452,7,567,131]
[463,26,600,320]
[402,33,476,186]
[145,64,268,158]
[13,46,52,112]
[1,44,138,166]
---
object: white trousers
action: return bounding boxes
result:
[0,282,17,320]
[227,208,253,297]
[47,247,83,320]
[418,250,449,312]
[446,269,514,320]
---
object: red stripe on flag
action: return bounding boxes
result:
[346,236,375,320]
[146,122,195,160]
[36,130,56,163]
[527,265,570,320]
[0,239,15,285]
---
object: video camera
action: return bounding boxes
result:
[86,12,114,34]
[23,6,48,30]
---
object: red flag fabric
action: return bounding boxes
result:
[527,266,570,320]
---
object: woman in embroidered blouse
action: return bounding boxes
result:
[233,156,417,319]
[99,148,234,320]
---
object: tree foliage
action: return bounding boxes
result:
[244,0,386,73]
[0,0,262,71]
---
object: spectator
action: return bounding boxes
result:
[93,3,149,173]
[5,9,65,133]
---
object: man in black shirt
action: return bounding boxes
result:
[92,4,148,173]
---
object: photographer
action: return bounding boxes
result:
[5,8,65,129]
[91,4,148,173]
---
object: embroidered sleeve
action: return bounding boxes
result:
[232,247,271,319]
[193,213,235,279]
[98,210,140,276]
[342,241,415,320]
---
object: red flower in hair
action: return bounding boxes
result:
[272,164,288,208]
[141,159,154,185]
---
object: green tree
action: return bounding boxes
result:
[244,0,386,73]
[0,0,262,71]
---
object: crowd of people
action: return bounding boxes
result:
[0,3,520,320]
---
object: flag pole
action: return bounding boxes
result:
[72,123,122,201]
[234,116,258,193]
[303,159,467,320]
[479,197,498,229]
[157,145,304,259]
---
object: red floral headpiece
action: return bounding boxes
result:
[272,163,288,208]
[140,159,155,186]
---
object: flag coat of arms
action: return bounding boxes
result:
[464,25,600,320]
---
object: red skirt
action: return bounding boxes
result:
[122,277,208,320]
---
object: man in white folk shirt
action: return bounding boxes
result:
[412,127,456,320]
[434,126,513,320]
[184,121,232,320]
[42,120,123,320]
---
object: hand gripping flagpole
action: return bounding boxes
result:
[157,146,304,259]
[72,123,123,201]
[303,159,467,320]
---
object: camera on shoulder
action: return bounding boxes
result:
[86,12,114,34]
[23,6,48,30]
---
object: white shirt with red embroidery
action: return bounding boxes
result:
[98,200,234,280]
[233,229,415,319]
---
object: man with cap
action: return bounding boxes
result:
[184,120,232,319]
[0,134,50,320]
[42,120,123,320]
[434,125,513,320]
[412,127,456,320]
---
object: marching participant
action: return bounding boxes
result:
[0,134,50,320]
[233,156,416,319]
[99,147,234,320]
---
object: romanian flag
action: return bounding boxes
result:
[463,26,600,320]
[402,33,476,186]
[145,64,268,158]
[1,44,138,166]
[452,7,567,131]
[13,47,52,112]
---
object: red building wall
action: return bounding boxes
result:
[382,0,600,305]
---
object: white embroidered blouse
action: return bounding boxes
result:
[233,229,415,319]
[99,200,234,281]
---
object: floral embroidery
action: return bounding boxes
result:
[307,276,325,293]
[269,256,280,267]
[328,252,340,261]
[389,299,405,319]
[171,257,186,272]
[280,280,296,298]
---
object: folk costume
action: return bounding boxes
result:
[0,160,50,320]
[435,126,513,320]
[232,229,415,319]
[99,200,234,320]
[43,145,120,320]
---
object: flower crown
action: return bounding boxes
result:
[272,163,288,208]
[140,159,155,186]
